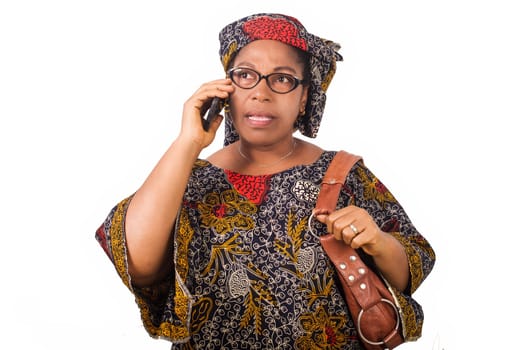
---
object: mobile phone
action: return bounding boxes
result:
[202,97,225,131]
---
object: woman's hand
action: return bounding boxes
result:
[315,205,410,291]
[179,78,234,148]
[315,205,387,256]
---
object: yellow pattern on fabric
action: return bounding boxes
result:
[137,295,190,340]
[390,231,434,293]
[172,209,194,324]
[395,292,422,341]
[109,197,132,289]
[320,61,336,92]
[297,304,347,349]
[240,281,276,335]
[190,297,213,335]
[357,166,395,205]
[301,272,335,308]
[197,187,278,335]
[276,210,336,309]
[275,212,307,270]
[107,197,191,341]
[176,209,193,281]
[136,210,195,340]
[202,233,251,284]
[389,231,433,341]
[198,190,256,235]
[221,42,238,70]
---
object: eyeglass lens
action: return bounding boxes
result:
[229,67,301,94]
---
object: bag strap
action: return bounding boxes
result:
[315,151,404,349]
[314,151,362,216]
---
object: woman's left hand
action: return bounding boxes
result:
[316,205,410,291]
[315,205,388,257]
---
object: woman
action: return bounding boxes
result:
[96,13,435,349]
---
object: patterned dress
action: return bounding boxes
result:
[95,151,435,349]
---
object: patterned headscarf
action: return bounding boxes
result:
[218,13,343,146]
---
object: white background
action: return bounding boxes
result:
[1,1,523,349]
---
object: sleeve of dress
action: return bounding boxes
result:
[94,195,193,344]
[344,160,436,342]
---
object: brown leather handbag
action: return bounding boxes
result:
[309,151,404,350]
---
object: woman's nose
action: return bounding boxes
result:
[251,77,272,101]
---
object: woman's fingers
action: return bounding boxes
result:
[340,221,363,246]
[316,205,380,248]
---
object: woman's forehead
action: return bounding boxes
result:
[234,40,302,67]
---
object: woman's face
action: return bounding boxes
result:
[228,40,309,145]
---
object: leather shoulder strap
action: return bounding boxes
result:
[314,151,362,215]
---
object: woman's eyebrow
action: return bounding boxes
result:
[233,62,299,74]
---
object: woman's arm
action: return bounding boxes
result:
[315,161,434,293]
[124,79,233,287]
[125,137,204,286]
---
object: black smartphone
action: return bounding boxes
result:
[202,97,225,131]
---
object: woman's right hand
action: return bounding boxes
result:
[179,78,234,149]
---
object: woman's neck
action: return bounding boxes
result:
[237,138,298,169]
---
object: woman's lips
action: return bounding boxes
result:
[246,114,273,126]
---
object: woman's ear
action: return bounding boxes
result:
[299,86,309,114]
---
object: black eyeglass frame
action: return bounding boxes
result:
[227,67,306,94]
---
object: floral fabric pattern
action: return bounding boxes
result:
[96,151,435,349]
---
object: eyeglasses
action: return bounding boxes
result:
[228,67,305,94]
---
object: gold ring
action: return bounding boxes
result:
[349,223,359,235]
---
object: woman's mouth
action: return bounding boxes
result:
[246,115,273,126]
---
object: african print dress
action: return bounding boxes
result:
[96,151,435,349]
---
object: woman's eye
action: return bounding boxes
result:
[276,75,292,84]
[239,71,254,80]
